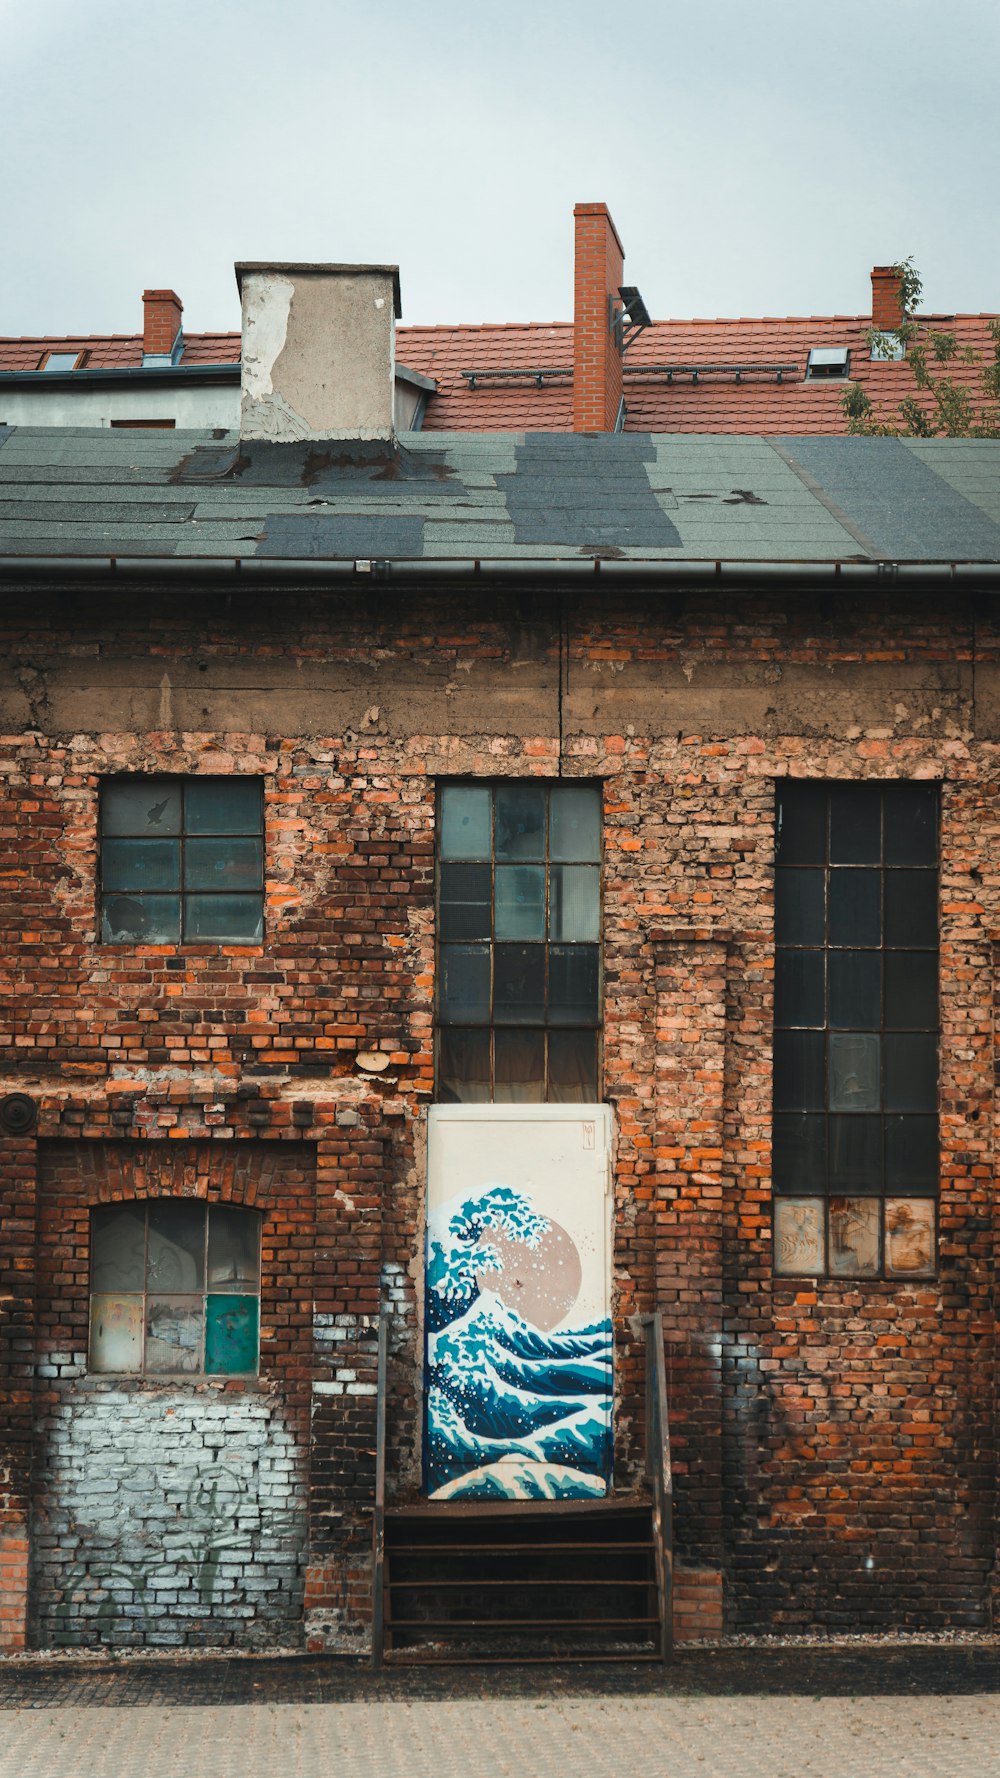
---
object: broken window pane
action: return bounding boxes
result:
[494,1029,545,1102]
[439,786,491,859]
[437,1028,491,1102]
[495,785,545,861]
[184,894,263,943]
[184,837,262,891]
[89,1294,143,1373]
[208,1206,260,1287]
[184,777,262,834]
[205,1295,259,1373]
[494,866,545,941]
[102,780,181,836]
[147,1202,205,1291]
[145,1296,203,1372]
[92,1203,146,1292]
[102,839,180,892]
[549,786,601,862]
[774,1199,824,1275]
[102,893,181,944]
[549,866,600,942]
[828,1197,880,1276]
[884,1198,935,1275]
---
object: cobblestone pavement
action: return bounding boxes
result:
[0,1649,998,1778]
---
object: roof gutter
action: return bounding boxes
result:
[0,364,240,391]
[0,555,997,588]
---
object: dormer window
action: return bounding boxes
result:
[806,348,850,380]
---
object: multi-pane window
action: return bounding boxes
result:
[773,781,938,1278]
[100,778,264,944]
[89,1201,261,1375]
[436,783,602,1102]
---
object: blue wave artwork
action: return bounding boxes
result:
[425,1184,612,1500]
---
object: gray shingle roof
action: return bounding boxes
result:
[0,427,999,566]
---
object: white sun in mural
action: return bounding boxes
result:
[474,1218,582,1330]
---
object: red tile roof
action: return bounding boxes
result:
[2,313,996,434]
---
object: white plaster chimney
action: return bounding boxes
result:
[235,262,401,443]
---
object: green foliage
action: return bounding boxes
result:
[839,259,1000,438]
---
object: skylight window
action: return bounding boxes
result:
[38,351,83,372]
[870,333,905,362]
[806,347,850,380]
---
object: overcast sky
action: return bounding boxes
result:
[4,0,998,338]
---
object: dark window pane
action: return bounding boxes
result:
[775,951,825,1028]
[775,869,825,945]
[184,894,263,943]
[438,1028,491,1102]
[184,778,262,835]
[773,1031,825,1110]
[549,786,601,861]
[184,837,262,891]
[772,1113,826,1192]
[884,872,937,949]
[828,869,880,947]
[549,865,600,942]
[828,1197,880,1277]
[829,1115,882,1191]
[776,783,826,865]
[440,786,491,860]
[147,1202,206,1291]
[439,863,492,940]
[548,945,600,1025]
[439,944,491,1024]
[494,1029,545,1102]
[884,784,938,865]
[884,1034,938,1112]
[548,1029,599,1102]
[102,838,180,893]
[102,893,180,944]
[102,780,181,836]
[829,1033,880,1112]
[145,1296,203,1373]
[205,1295,259,1374]
[92,1203,146,1292]
[884,952,938,1029]
[830,786,881,863]
[494,944,546,1024]
[208,1207,260,1287]
[828,951,881,1029]
[495,865,545,940]
[495,785,546,861]
[885,1116,938,1191]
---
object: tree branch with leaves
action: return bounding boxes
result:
[840,258,1000,438]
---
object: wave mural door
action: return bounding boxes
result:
[425,1104,613,1502]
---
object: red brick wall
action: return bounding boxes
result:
[573,203,625,431]
[0,579,997,1639]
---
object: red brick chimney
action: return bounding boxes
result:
[573,203,625,432]
[871,266,904,332]
[142,289,183,362]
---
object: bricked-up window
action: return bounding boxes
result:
[89,1202,260,1374]
[436,783,602,1102]
[773,781,939,1278]
[100,778,263,944]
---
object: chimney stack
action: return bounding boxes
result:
[236,263,401,443]
[142,289,183,366]
[573,203,625,432]
[871,265,904,333]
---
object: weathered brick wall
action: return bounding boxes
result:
[0,578,997,1641]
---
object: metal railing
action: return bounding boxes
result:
[642,1310,674,1660]
[371,1308,389,1670]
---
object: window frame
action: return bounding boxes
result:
[88,1199,263,1378]
[98,774,265,948]
[434,780,604,1104]
[772,779,940,1281]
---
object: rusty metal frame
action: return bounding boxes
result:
[642,1310,673,1661]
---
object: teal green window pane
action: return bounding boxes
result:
[549,865,600,941]
[102,838,180,892]
[102,780,181,836]
[440,786,491,859]
[102,893,180,944]
[185,778,262,834]
[184,837,263,891]
[184,894,263,942]
[495,785,545,861]
[206,1295,259,1373]
[495,865,545,940]
[208,1206,260,1287]
[549,786,601,861]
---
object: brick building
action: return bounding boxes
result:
[1,216,1000,1658]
